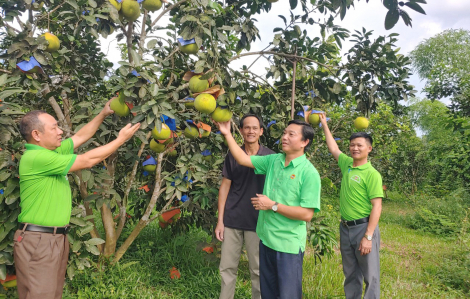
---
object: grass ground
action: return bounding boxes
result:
[4,200,466,298]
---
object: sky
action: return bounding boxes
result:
[101,0,470,101]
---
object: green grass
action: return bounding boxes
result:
[5,200,465,298]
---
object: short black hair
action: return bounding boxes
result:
[287,119,314,151]
[19,110,47,142]
[239,114,263,128]
[350,132,373,145]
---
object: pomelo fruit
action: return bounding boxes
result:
[201,130,210,137]
[110,97,130,116]
[308,113,320,126]
[194,93,216,114]
[142,0,162,11]
[354,117,369,130]
[189,75,209,93]
[32,1,44,11]
[152,123,171,140]
[43,32,60,52]
[184,125,199,139]
[121,0,141,22]
[150,139,166,153]
[211,106,232,122]
[180,43,199,54]
[169,149,177,157]
[109,0,121,10]
[143,164,156,172]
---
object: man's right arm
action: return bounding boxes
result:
[319,113,342,161]
[69,123,140,172]
[214,120,254,168]
[215,177,232,241]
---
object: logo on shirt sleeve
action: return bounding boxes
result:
[350,175,361,183]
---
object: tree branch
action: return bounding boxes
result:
[150,0,190,28]
[0,69,12,74]
[228,51,335,69]
[116,131,152,239]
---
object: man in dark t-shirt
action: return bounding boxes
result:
[215,114,274,299]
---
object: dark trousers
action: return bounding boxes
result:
[259,241,304,299]
[13,229,69,299]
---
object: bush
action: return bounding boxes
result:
[406,189,470,236]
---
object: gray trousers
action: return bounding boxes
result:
[340,222,380,299]
[219,227,261,299]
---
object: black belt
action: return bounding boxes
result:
[19,223,70,234]
[341,217,369,227]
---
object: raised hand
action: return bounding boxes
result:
[118,123,141,142]
[102,98,115,117]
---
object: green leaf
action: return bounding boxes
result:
[404,2,426,14]
[385,9,400,30]
[0,74,8,87]
[147,39,158,49]
[130,49,141,67]
[0,88,26,100]
[289,0,298,9]
[70,217,87,227]
[86,244,101,255]
[88,0,97,8]
[0,264,6,280]
[85,238,105,246]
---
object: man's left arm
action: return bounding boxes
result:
[358,197,382,256]
[71,98,114,149]
[251,194,314,222]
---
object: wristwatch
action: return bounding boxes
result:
[271,202,279,213]
[364,234,373,241]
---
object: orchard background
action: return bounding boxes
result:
[1,0,469,297]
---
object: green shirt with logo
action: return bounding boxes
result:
[251,153,321,254]
[338,153,383,221]
[18,138,77,227]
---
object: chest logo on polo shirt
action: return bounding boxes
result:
[290,174,295,179]
[350,175,361,183]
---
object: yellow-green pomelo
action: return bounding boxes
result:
[149,139,166,152]
[180,43,199,54]
[194,94,216,114]
[354,117,369,130]
[110,97,130,116]
[189,75,209,93]
[121,0,141,22]
[169,149,177,157]
[152,123,171,140]
[109,0,121,10]
[308,113,320,126]
[2,280,17,288]
[211,106,232,122]
[143,164,156,172]
[142,0,162,11]
[42,32,60,52]
[184,126,199,139]
[32,1,44,11]
[201,130,210,137]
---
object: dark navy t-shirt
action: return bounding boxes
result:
[222,144,275,231]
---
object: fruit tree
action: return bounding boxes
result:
[0,0,425,279]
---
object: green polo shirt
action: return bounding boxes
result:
[338,153,383,221]
[18,138,77,227]
[251,153,321,254]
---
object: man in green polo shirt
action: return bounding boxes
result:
[215,119,321,299]
[319,113,383,299]
[14,101,140,299]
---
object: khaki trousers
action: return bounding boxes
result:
[13,229,69,299]
[219,228,260,299]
